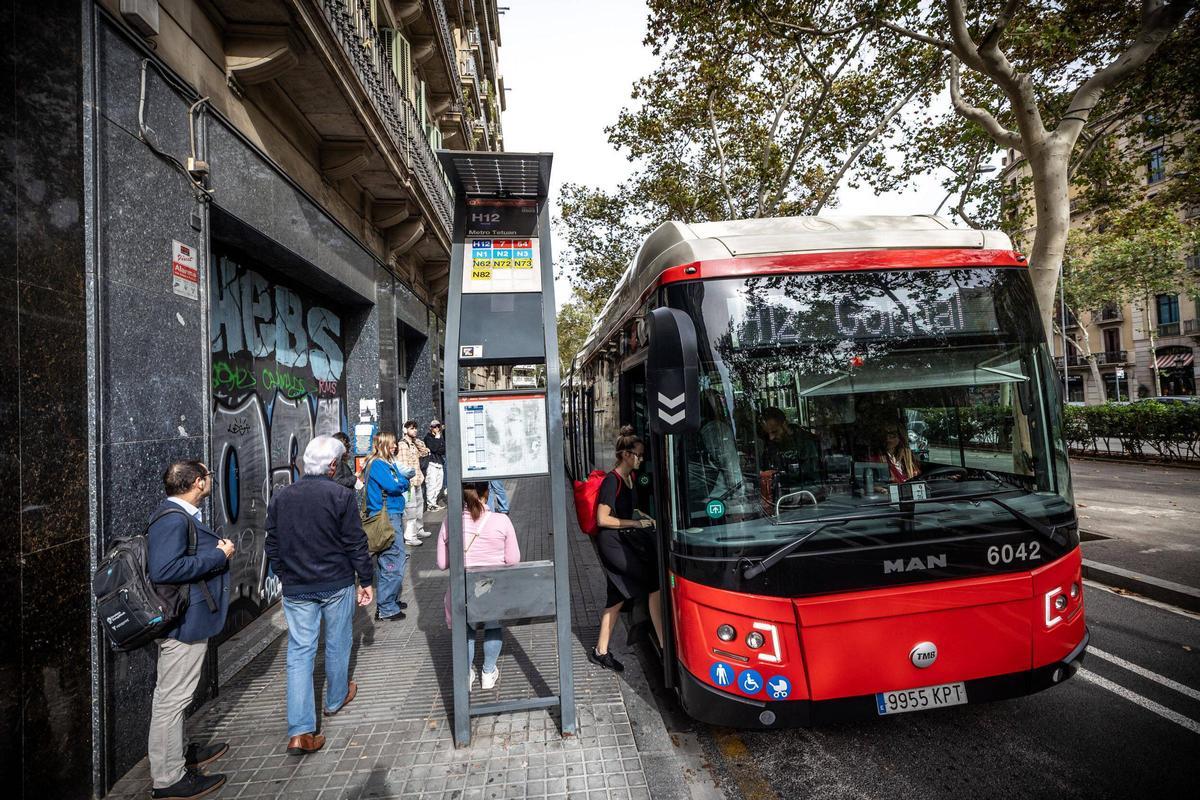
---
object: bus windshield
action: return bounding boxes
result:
[663,267,1074,556]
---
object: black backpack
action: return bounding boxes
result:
[93,507,218,651]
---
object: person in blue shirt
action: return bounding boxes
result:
[364,431,414,621]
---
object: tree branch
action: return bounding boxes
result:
[949,57,1023,151]
[812,59,942,214]
[765,29,869,216]
[756,59,810,217]
[978,0,1021,53]
[1053,0,1194,147]
[707,90,736,217]
[748,3,867,38]
[877,19,954,51]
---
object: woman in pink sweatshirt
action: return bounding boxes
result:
[437,481,520,691]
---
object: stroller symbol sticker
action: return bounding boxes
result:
[767,676,792,699]
[710,662,735,687]
[738,669,764,695]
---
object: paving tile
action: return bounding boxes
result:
[104,480,651,800]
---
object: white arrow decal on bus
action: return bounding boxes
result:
[659,408,686,425]
[658,392,685,409]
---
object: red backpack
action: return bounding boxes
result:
[572,470,620,536]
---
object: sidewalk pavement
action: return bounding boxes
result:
[1071,458,1200,611]
[106,477,713,800]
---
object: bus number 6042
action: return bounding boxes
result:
[987,541,1041,565]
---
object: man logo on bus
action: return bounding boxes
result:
[884,554,948,574]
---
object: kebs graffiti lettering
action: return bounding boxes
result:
[210,248,347,624]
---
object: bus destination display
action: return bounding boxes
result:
[727,284,1001,349]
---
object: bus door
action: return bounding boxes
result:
[620,357,655,517]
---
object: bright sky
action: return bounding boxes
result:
[497,0,961,307]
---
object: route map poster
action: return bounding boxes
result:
[458,394,548,478]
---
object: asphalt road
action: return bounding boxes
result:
[640,583,1199,800]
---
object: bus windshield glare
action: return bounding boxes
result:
[663,267,1073,555]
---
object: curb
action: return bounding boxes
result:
[1082,558,1200,613]
[1070,453,1200,470]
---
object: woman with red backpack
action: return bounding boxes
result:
[587,425,663,673]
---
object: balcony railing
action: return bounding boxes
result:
[1185,319,1200,334]
[429,0,465,109]
[1055,351,1127,368]
[1157,322,1181,337]
[1095,304,1123,323]
[319,0,452,234]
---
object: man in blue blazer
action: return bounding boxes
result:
[145,460,235,800]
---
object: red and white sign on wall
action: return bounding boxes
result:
[172,240,199,300]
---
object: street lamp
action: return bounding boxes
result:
[933,165,997,215]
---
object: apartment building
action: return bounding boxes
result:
[999,122,1198,404]
[1,1,506,795]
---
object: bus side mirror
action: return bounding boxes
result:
[646,307,700,434]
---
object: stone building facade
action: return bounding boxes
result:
[1,0,506,795]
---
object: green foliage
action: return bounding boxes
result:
[555,297,603,375]
[1064,401,1200,461]
[918,405,1016,449]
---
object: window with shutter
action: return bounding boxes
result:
[417,79,427,124]
[379,28,395,84]
[397,33,414,103]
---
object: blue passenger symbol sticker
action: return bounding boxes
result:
[710,662,735,687]
[738,669,764,695]
[767,675,792,700]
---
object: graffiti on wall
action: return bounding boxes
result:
[210,249,347,617]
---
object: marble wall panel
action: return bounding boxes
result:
[96,22,192,157]
[20,538,92,799]
[18,272,89,559]
[0,272,18,786]
[99,436,206,548]
[13,0,83,297]
[98,277,206,446]
[98,119,205,296]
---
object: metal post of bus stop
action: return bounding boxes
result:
[437,151,575,747]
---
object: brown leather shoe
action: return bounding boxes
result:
[324,680,357,716]
[286,733,326,755]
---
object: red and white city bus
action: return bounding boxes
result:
[564,216,1088,727]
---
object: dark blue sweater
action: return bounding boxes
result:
[265,475,374,597]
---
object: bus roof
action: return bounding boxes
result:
[573,215,1015,371]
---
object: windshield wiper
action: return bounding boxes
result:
[903,487,1066,546]
[741,488,1067,581]
[741,508,909,580]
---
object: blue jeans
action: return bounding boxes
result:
[468,624,503,674]
[487,481,508,513]
[282,585,355,737]
[375,518,408,616]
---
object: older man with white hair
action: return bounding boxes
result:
[265,435,375,756]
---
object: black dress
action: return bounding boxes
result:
[595,471,660,608]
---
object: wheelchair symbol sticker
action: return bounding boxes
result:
[710,662,735,687]
[767,676,792,699]
[738,669,764,695]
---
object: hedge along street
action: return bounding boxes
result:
[1064,401,1200,462]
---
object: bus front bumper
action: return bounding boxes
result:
[677,627,1090,729]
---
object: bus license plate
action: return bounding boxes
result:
[875,682,967,715]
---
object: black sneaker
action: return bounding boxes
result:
[587,647,625,673]
[184,741,228,769]
[151,770,226,800]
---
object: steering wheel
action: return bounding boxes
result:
[920,466,968,481]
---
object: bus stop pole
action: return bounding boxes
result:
[536,203,576,736]
[442,235,471,747]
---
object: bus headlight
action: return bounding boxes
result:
[1054,594,1068,612]
[1070,582,1080,599]
[746,631,765,649]
[716,624,736,642]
